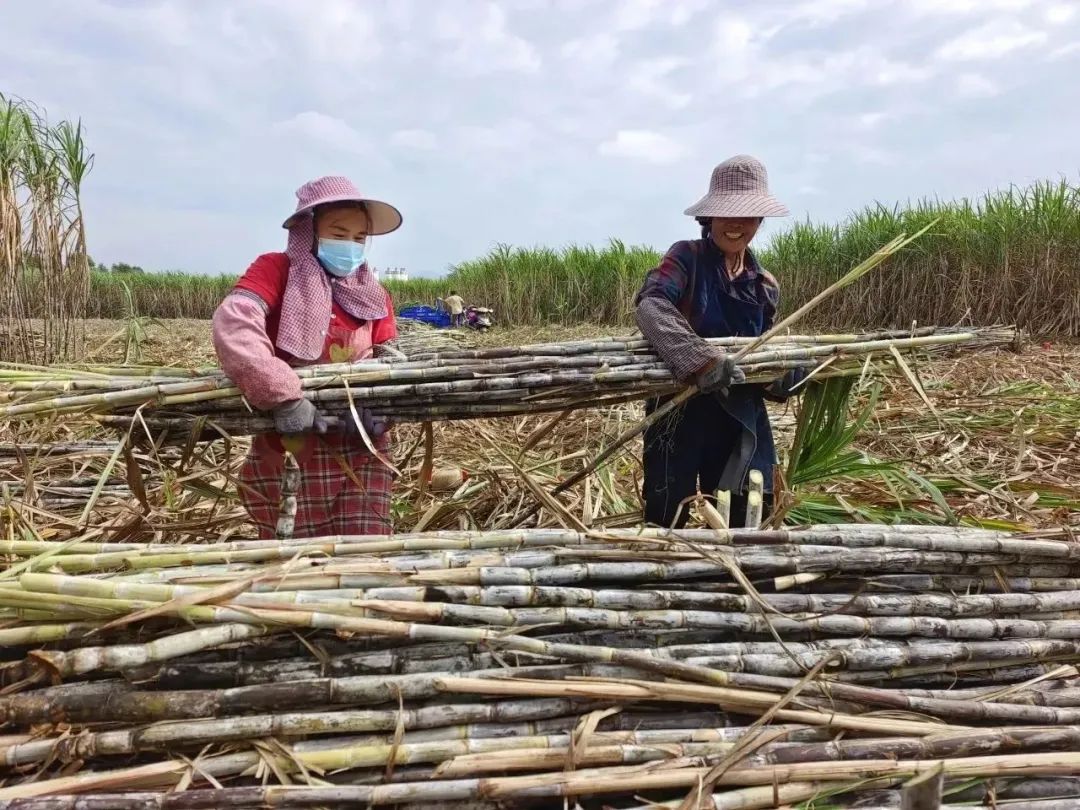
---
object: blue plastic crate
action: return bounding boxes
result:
[398,305,451,328]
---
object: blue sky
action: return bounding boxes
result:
[2,0,1078,278]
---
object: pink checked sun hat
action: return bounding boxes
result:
[282,175,403,235]
[684,155,790,219]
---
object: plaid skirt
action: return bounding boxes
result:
[239,431,393,539]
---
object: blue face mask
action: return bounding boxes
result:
[316,238,367,277]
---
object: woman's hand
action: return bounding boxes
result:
[766,367,810,400]
[273,399,329,435]
[697,353,745,394]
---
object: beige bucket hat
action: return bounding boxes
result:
[684,154,789,219]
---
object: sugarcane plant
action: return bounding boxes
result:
[777,374,954,526]
[0,92,92,365]
[87,279,162,365]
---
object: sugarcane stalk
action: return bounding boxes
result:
[0,664,586,726]
[0,328,1008,425]
[125,636,1080,689]
[20,711,792,769]
[627,779,904,810]
[6,750,1080,806]
[25,622,272,678]
[441,673,1080,726]
[274,452,300,540]
[746,470,764,528]
[0,524,1041,560]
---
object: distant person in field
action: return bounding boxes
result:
[211,176,401,538]
[634,155,806,528]
[445,290,466,327]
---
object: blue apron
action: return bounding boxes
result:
[646,252,776,497]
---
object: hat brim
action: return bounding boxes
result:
[684,193,790,218]
[283,196,404,235]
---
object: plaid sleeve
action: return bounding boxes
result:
[636,297,715,382]
[634,242,715,381]
[635,241,694,308]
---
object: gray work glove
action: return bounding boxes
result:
[273,398,329,435]
[698,353,746,395]
[342,407,392,438]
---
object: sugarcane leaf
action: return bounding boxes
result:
[77,430,127,528]
[417,422,434,503]
[566,706,620,771]
[889,344,939,418]
[520,408,571,457]
[902,469,956,522]
[122,444,151,514]
[342,378,400,477]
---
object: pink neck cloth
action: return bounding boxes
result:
[275,216,389,361]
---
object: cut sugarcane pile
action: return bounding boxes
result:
[391,317,473,357]
[3,524,1080,808]
[0,326,1017,439]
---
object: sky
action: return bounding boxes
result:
[2,0,1078,278]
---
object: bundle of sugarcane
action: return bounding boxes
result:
[390,317,473,357]
[0,326,1017,439]
[2,522,1080,808]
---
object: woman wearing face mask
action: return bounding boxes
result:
[212,176,401,539]
[635,155,804,529]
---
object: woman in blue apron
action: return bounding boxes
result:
[634,154,804,528]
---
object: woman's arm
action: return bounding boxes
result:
[634,243,716,383]
[211,256,304,412]
[635,298,716,382]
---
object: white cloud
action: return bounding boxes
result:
[598,130,688,164]
[626,57,693,109]
[1048,41,1080,59]
[273,112,371,155]
[432,2,541,75]
[613,0,662,30]
[711,17,931,98]
[391,129,439,151]
[955,73,1001,98]
[936,20,1048,61]
[851,145,895,165]
[613,0,708,30]
[560,33,621,71]
[780,0,874,26]
[713,17,757,80]
[906,0,1036,13]
[455,120,538,154]
[255,0,382,66]
[1046,3,1076,23]
[857,111,892,129]
[872,57,934,85]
